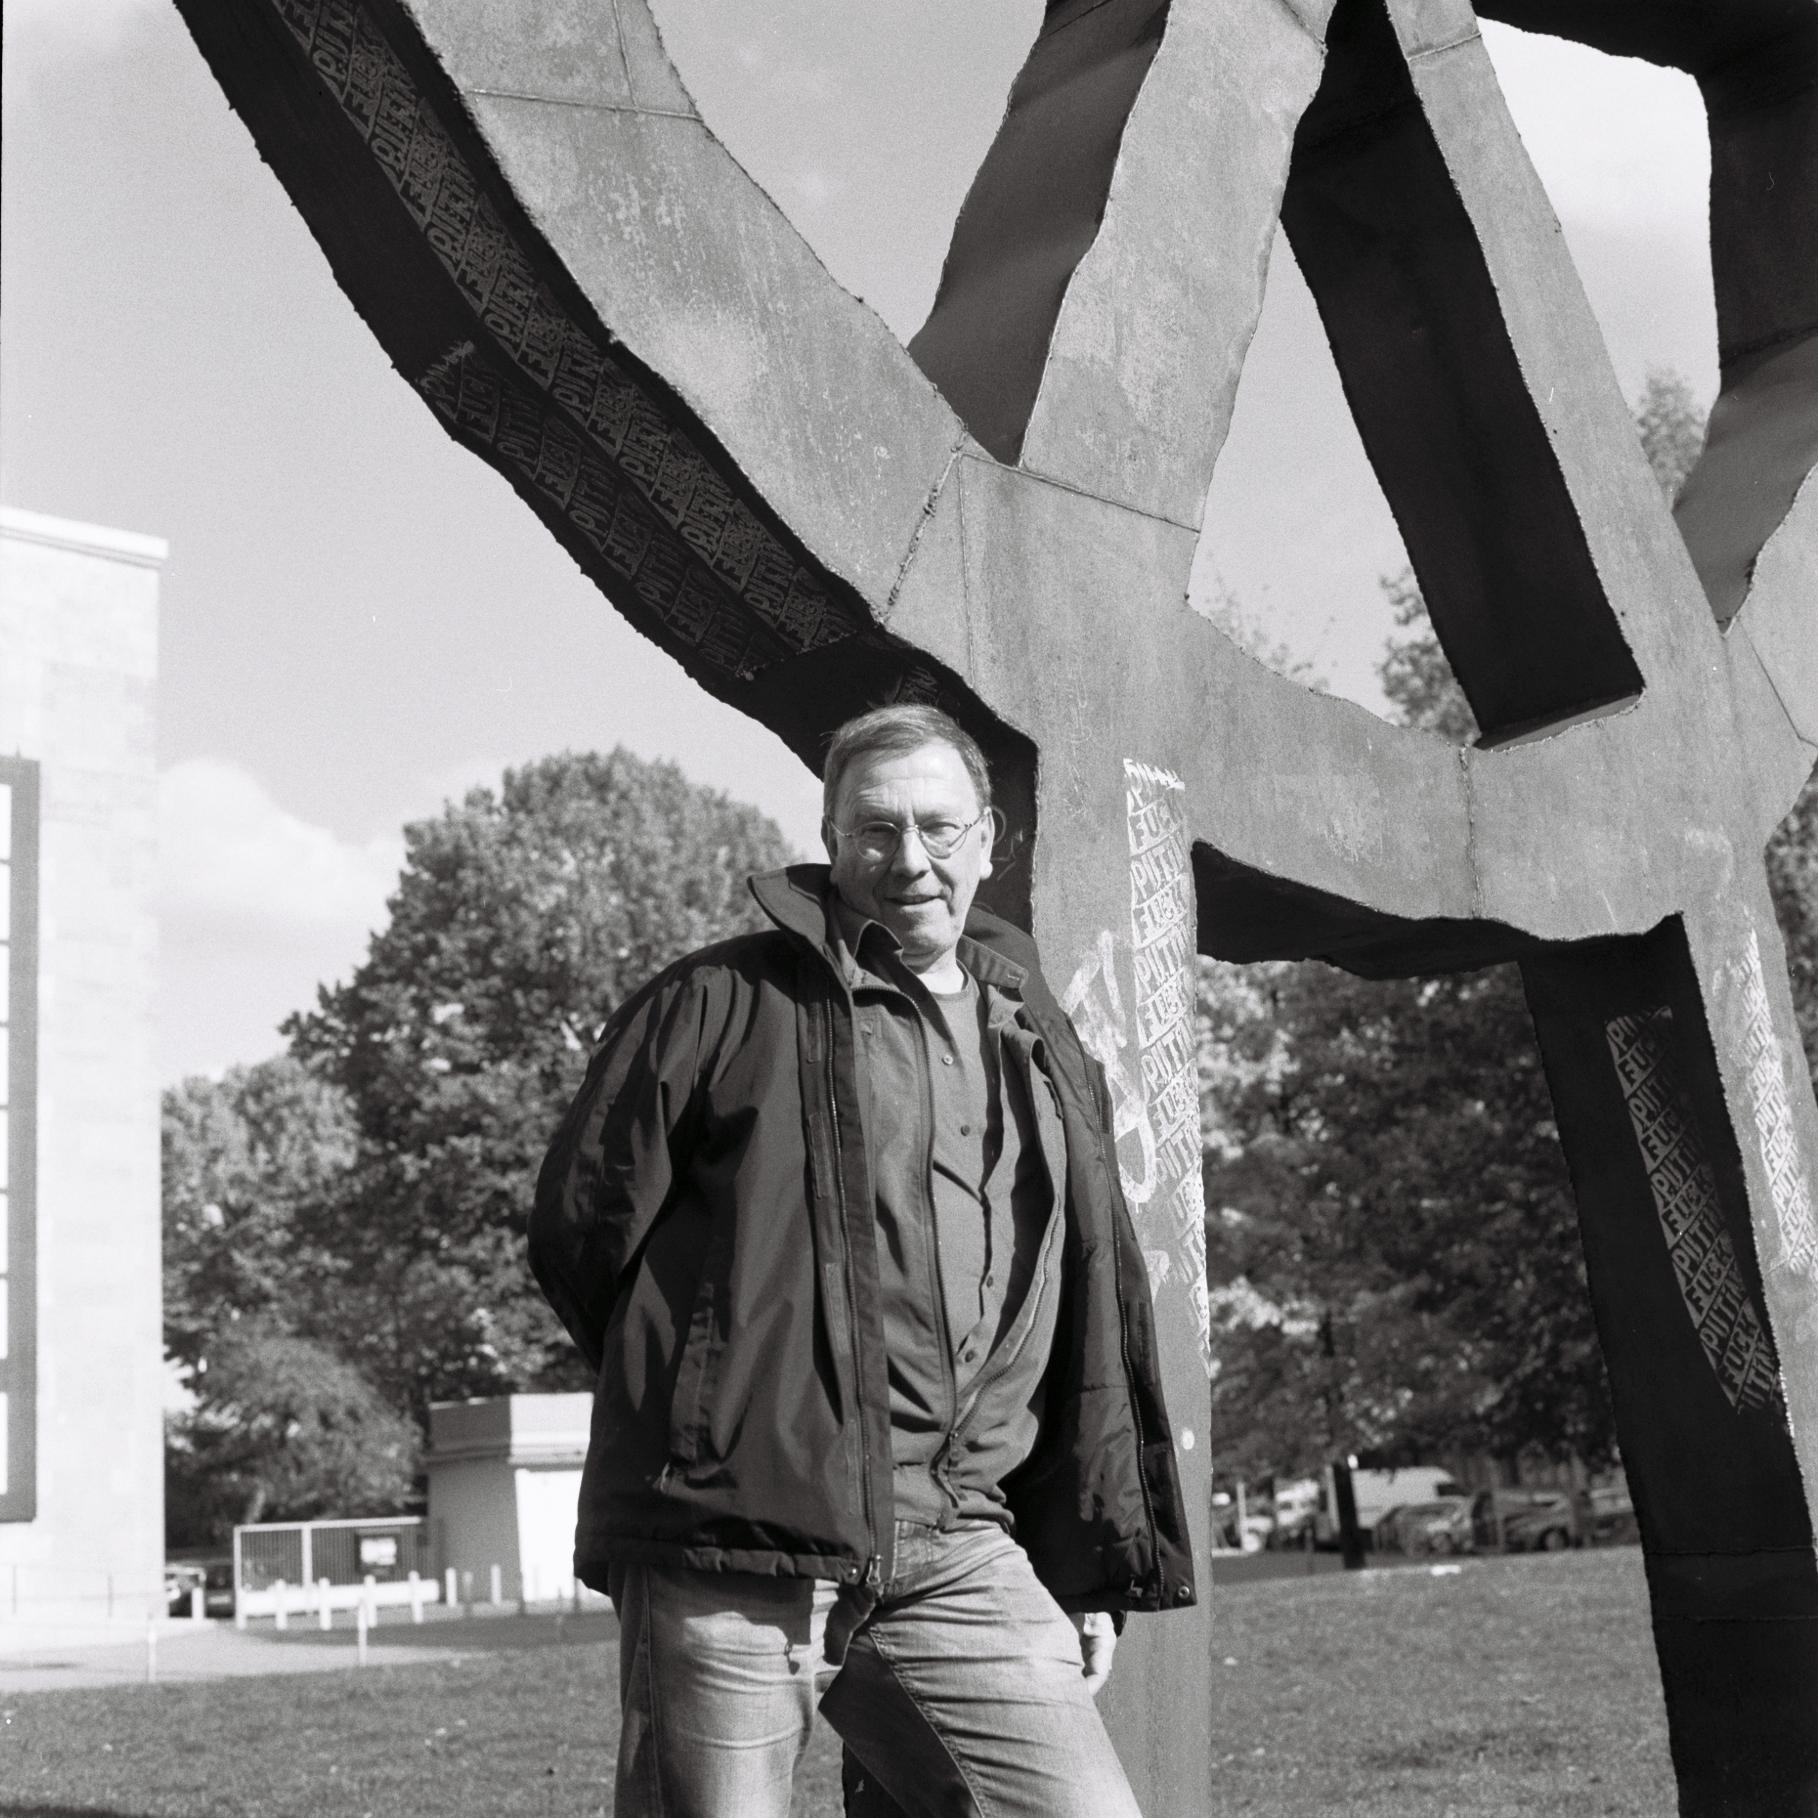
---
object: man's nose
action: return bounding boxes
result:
[889,827,934,871]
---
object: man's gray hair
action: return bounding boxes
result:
[822,705,993,821]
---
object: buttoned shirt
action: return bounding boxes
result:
[831,899,1068,1527]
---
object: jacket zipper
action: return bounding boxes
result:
[917,1009,962,1497]
[824,992,888,1590]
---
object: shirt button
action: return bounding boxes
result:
[959,1122,971,1135]
[941,1054,955,1066]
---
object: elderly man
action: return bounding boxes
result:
[530,704,1194,1818]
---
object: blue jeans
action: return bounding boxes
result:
[609,1520,1143,1817]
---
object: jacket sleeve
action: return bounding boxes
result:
[529,963,709,1374]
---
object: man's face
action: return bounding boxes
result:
[824,742,994,975]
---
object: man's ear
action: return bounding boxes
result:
[978,808,998,881]
[821,818,838,862]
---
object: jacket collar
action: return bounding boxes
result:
[749,865,1032,995]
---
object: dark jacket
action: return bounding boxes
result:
[529,866,1196,1612]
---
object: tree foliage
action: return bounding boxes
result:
[1201,958,1610,1480]
[162,1059,410,1543]
[163,1056,357,1375]
[166,1318,417,1543]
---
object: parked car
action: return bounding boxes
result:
[200,1557,237,1616]
[166,1556,236,1618]
[1210,1493,1274,1553]
[1471,1488,1579,1552]
[1586,1483,1638,1546]
[1312,1468,1465,1549]
[164,1562,206,1616]
[1388,1499,1475,1555]
[1268,1479,1321,1549]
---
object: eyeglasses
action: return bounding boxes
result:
[829,810,991,863]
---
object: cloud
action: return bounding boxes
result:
[157,761,407,1082]
[158,759,402,935]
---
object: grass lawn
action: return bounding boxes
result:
[1,1550,1672,1817]
[1210,1548,1675,1816]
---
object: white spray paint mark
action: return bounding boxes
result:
[1730,932,1818,1333]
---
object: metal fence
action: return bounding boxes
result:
[233,1516,437,1622]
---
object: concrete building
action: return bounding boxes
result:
[0,507,163,1620]
[424,1394,598,1606]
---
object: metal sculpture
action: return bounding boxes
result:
[171,0,1818,1809]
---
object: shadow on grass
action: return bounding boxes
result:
[1,1805,161,1817]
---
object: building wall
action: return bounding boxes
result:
[513,1465,585,1603]
[0,508,163,1620]
[427,1456,521,1603]
[424,1394,597,1608]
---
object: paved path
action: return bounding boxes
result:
[0,1609,617,1693]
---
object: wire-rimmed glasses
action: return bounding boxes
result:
[828,809,992,863]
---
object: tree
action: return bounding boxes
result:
[162,1058,413,1544]
[163,1055,357,1376]
[1201,957,1609,1481]
[284,748,795,1416]
[166,1319,417,1544]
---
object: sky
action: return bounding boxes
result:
[1,0,1717,1083]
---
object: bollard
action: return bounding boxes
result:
[189,1585,205,1624]
[408,1569,424,1626]
[570,1577,582,1616]
[145,1619,157,1685]
[273,1579,289,1632]
[518,1563,531,1618]
[318,1577,333,1632]
[460,1569,474,1615]
[489,1563,503,1607]
[355,1597,368,1667]
[444,1566,458,1613]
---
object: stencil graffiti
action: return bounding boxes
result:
[1061,764,1211,1374]
[1605,1008,1780,1412]
[1124,762,1211,1374]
